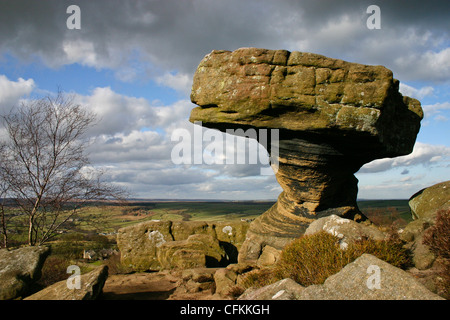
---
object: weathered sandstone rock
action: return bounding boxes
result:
[0,246,50,300]
[304,215,386,249]
[173,267,218,295]
[238,278,304,300]
[295,254,443,300]
[213,262,256,296]
[117,220,250,271]
[157,234,227,269]
[239,254,443,300]
[25,265,108,300]
[400,181,449,270]
[189,48,423,261]
[409,180,450,221]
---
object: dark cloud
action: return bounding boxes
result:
[1,0,448,82]
[1,0,449,199]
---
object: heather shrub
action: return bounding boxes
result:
[239,267,283,290]
[240,230,411,290]
[346,233,411,269]
[423,209,450,298]
[423,209,450,259]
[276,231,351,286]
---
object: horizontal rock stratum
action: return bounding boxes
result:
[190,48,423,262]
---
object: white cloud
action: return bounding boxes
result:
[420,101,450,123]
[359,142,450,173]
[422,102,450,116]
[0,75,35,113]
[156,72,192,96]
[394,47,450,82]
[76,87,159,136]
[399,83,434,100]
[63,39,99,68]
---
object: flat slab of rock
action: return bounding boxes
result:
[239,278,304,300]
[24,265,108,300]
[0,246,50,300]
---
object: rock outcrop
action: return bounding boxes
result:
[401,181,450,270]
[239,254,444,300]
[0,246,50,300]
[25,265,108,300]
[117,220,249,271]
[158,234,227,269]
[408,180,450,221]
[189,48,423,261]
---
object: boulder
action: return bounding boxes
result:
[295,254,443,300]
[117,220,173,271]
[304,215,386,249]
[400,181,450,270]
[117,220,250,271]
[409,180,450,221]
[0,246,50,300]
[25,265,108,300]
[190,48,423,261]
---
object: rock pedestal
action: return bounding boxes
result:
[189,48,423,261]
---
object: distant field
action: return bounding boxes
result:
[72,200,276,234]
[2,199,413,246]
[71,199,413,235]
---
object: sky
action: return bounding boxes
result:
[0,0,449,200]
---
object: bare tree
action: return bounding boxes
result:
[0,175,9,248]
[0,91,125,246]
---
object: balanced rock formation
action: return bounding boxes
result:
[0,246,50,300]
[190,48,423,261]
